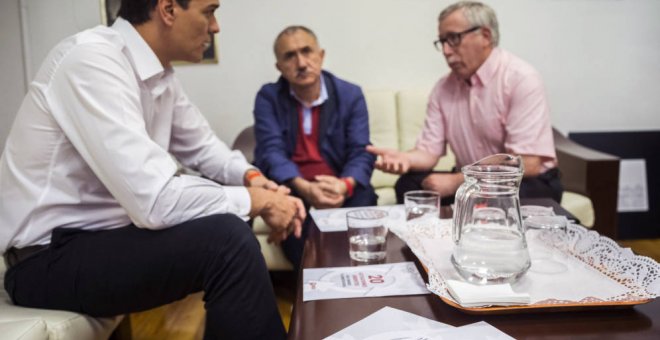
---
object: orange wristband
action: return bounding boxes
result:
[246,171,263,182]
[341,178,354,198]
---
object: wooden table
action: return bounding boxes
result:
[288,199,660,339]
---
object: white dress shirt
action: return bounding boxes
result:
[0,18,252,251]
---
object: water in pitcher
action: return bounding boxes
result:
[451,224,531,284]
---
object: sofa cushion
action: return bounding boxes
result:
[396,89,428,152]
[251,217,293,271]
[0,260,122,340]
[364,90,399,190]
[0,319,47,340]
[376,188,396,206]
[397,89,456,171]
[560,191,595,228]
[254,234,294,271]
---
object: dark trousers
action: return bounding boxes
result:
[395,168,564,204]
[281,184,378,270]
[4,214,285,340]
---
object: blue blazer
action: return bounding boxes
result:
[253,71,375,189]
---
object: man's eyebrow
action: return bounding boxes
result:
[281,50,296,58]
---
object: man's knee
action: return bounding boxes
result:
[186,214,261,255]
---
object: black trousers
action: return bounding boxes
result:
[395,168,564,204]
[4,214,285,340]
[281,184,378,270]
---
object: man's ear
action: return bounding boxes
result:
[275,61,283,73]
[480,27,493,47]
[156,0,176,26]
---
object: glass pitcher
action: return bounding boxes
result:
[451,154,531,284]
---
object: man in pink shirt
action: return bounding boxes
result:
[367,1,562,203]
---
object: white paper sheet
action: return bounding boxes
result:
[431,321,515,340]
[310,205,406,232]
[323,306,453,340]
[618,159,649,212]
[303,262,429,301]
[324,307,514,340]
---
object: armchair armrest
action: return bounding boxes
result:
[232,126,256,164]
[553,128,620,238]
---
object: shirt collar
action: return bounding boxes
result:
[112,17,167,82]
[289,75,328,108]
[471,47,501,87]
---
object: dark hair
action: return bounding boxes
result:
[118,0,191,25]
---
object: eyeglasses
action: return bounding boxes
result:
[434,26,481,50]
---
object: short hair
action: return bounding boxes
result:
[118,0,191,25]
[273,25,319,56]
[439,1,500,47]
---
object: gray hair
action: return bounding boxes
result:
[439,1,500,47]
[273,25,319,56]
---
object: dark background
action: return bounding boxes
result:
[569,131,660,239]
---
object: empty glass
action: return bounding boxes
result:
[525,215,569,274]
[346,209,389,263]
[404,190,440,223]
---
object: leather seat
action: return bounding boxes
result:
[0,259,124,339]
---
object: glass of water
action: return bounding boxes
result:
[346,209,389,263]
[404,190,440,223]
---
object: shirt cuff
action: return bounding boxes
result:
[223,186,251,220]
[228,154,254,185]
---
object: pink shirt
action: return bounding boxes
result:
[416,48,557,171]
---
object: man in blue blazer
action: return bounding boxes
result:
[254,25,377,268]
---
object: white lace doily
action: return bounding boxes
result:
[389,220,660,307]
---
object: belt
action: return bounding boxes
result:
[3,245,48,269]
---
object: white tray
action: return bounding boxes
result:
[389,219,660,314]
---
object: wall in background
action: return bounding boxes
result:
[0,0,26,152]
[1,0,659,149]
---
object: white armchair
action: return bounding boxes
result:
[0,260,126,339]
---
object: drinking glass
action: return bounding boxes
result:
[346,209,389,263]
[404,190,440,223]
[525,215,569,274]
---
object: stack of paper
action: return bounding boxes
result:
[445,279,530,307]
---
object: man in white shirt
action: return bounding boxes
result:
[0,0,303,338]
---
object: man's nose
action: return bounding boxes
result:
[442,41,454,57]
[296,54,307,68]
[209,16,220,34]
